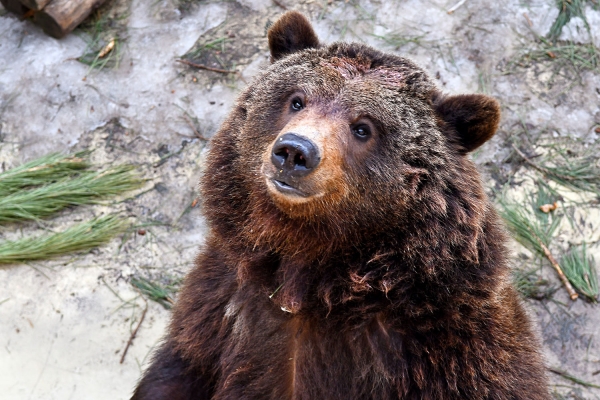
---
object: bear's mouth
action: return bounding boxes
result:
[271,179,308,198]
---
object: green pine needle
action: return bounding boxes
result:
[548,0,594,43]
[130,276,180,309]
[0,215,128,265]
[561,244,598,302]
[514,38,599,75]
[513,143,600,196]
[535,148,600,196]
[0,165,142,224]
[512,268,556,300]
[499,198,560,257]
[0,152,91,195]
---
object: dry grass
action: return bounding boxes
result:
[511,38,599,79]
[513,141,600,196]
[505,0,600,85]
[75,0,130,71]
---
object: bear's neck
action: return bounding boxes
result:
[237,199,507,321]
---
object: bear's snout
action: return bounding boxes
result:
[271,133,321,177]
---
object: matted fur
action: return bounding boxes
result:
[132,11,550,400]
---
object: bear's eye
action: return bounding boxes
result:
[291,97,304,111]
[352,124,371,141]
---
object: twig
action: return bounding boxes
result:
[182,114,207,141]
[538,239,579,300]
[120,302,148,364]
[523,13,533,28]
[549,368,600,388]
[447,0,467,14]
[511,144,577,182]
[272,0,288,9]
[176,59,236,74]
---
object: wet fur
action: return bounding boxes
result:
[132,11,550,400]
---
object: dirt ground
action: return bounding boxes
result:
[1,0,600,399]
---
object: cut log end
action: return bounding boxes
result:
[34,11,67,38]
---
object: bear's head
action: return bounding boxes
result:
[203,11,500,261]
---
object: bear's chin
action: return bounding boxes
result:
[264,177,324,206]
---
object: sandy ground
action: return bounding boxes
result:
[1,0,600,399]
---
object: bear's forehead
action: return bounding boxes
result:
[319,56,408,88]
[265,45,435,100]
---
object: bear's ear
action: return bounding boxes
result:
[268,11,320,62]
[433,93,501,153]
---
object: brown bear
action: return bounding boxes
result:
[132,11,551,400]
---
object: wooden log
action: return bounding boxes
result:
[33,0,106,39]
[19,0,50,11]
[0,0,29,16]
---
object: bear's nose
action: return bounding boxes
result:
[271,133,321,177]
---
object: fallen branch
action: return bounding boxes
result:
[176,59,236,74]
[537,238,578,300]
[120,302,148,364]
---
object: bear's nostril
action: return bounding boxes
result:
[294,154,306,167]
[275,148,289,160]
[271,133,320,177]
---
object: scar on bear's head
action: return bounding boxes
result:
[320,56,372,79]
[268,11,320,62]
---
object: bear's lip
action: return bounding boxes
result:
[271,178,309,198]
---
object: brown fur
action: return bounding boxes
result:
[132,11,550,400]
[268,12,320,62]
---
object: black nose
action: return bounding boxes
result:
[271,133,321,177]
